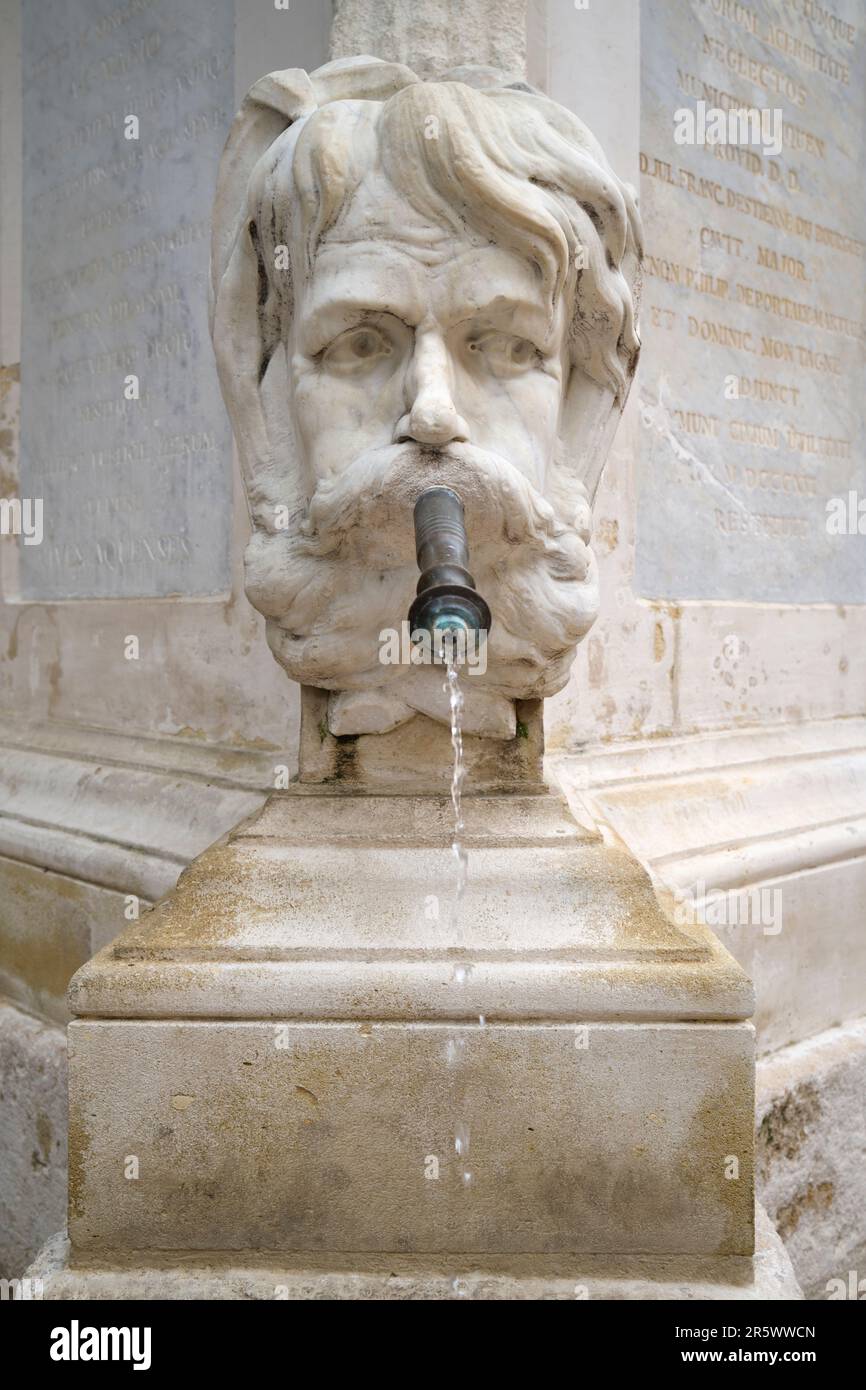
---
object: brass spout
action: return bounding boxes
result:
[408,486,491,639]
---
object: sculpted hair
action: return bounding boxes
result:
[248,75,642,400]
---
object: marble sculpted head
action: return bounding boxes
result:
[211,56,642,738]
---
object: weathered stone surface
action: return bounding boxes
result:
[0,856,131,1025]
[298,686,545,792]
[330,0,528,81]
[757,1015,866,1299]
[68,789,754,1022]
[67,1017,754,1258]
[18,0,234,599]
[0,1000,66,1279]
[65,788,755,1260]
[28,1204,801,1300]
[637,0,866,604]
[551,719,866,1053]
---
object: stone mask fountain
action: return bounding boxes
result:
[48,57,762,1300]
[209,56,641,755]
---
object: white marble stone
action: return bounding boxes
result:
[210,56,642,737]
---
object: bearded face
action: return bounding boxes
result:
[248,180,597,737]
[211,61,642,738]
[246,439,599,737]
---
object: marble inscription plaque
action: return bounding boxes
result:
[637,0,865,603]
[19,0,234,599]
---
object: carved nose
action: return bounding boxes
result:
[396,330,470,447]
[402,395,469,446]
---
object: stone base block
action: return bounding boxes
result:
[69,1018,754,1257]
[30,1208,802,1300]
[66,789,756,1261]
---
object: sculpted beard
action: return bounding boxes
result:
[245,441,599,701]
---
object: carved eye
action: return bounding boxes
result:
[465,332,541,376]
[322,325,393,372]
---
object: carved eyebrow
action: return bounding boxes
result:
[301,298,555,350]
[453,299,558,349]
[299,298,417,355]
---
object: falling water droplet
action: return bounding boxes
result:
[455,1122,470,1158]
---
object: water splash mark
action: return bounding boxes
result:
[455,1120,472,1188]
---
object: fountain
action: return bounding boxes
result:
[31,56,780,1301]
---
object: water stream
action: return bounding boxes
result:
[445,653,468,933]
[444,648,472,1199]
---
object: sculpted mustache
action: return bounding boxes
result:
[295,442,569,553]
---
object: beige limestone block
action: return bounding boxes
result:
[68,1018,754,1258]
[66,788,754,1262]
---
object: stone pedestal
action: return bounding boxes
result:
[54,783,765,1290]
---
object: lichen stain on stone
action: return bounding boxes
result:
[682,1061,754,1256]
[0,859,91,1001]
[68,1091,95,1223]
[332,734,359,783]
[653,621,666,662]
[171,1094,195,1110]
[31,1110,53,1169]
[595,518,618,553]
[0,363,19,494]
[114,842,279,949]
[775,1181,834,1240]
[6,609,23,661]
[649,600,682,622]
[757,1080,820,1179]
